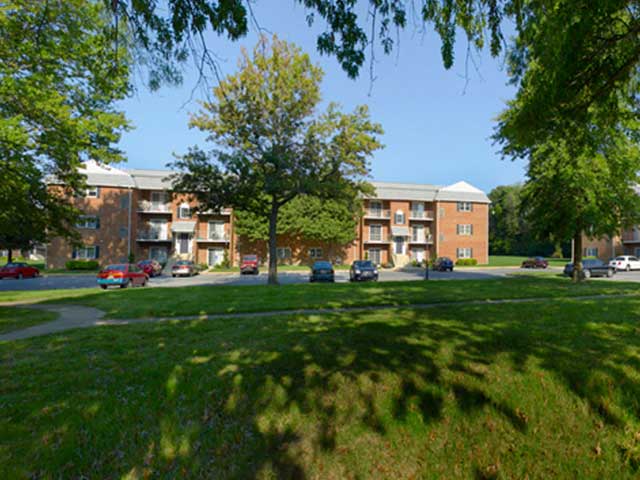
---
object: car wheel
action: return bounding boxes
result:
[120,279,130,289]
[607,268,614,278]
[101,285,107,290]
[17,273,23,280]
[626,265,631,272]
[583,269,591,279]
[142,278,148,287]
[172,274,176,278]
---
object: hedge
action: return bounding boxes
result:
[65,260,100,270]
[455,258,478,266]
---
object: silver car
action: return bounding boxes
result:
[171,260,197,277]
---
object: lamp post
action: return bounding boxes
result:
[424,259,429,280]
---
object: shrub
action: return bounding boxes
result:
[65,260,99,270]
[128,252,135,263]
[455,258,478,266]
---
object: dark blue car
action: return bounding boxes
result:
[433,256,454,272]
[310,261,335,283]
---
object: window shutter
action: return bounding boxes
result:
[470,224,474,235]
[96,217,100,229]
[96,187,101,198]
[470,248,473,258]
[72,248,77,259]
[470,203,473,212]
[95,246,100,259]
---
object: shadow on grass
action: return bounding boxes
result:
[2,297,640,477]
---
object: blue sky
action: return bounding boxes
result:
[117,2,526,193]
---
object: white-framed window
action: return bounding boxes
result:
[208,248,225,266]
[456,247,473,259]
[394,236,405,254]
[368,248,381,265]
[277,247,292,260]
[369,224,382,241]
[410,202,424,217]
[438,207,445,218]
[76,215,99,229]
[394,210,405,224]
[585,247,599,258]
[178,203,191,219]
[208,221,225,240]
[369,200,382,215]
[456,224,473,235]
[412,225,424,242]
[309,247,323,259]
[85,186,99,198]
[74,246,98,260]
[457,201,473,212]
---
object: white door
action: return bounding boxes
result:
[412,247,425,262]
[151,191,166,210]
[208,248,224,266]
[209,221,225,240]
[394,237,405,255]
[412,225,424,242]
[369,248,381,265]
[178,233,190,254]
[149,219,167,240]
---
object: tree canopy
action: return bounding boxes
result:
[0,0,131,252]
[171,36,383,283]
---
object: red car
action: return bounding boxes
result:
[521,256,549,269]
[0,262,40,279]
[97,264,148,289]
[240,254,259,275]
[137,259,163,277]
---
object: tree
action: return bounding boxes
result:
[234,195,360,245]
[519,124,640,281]
[170,36,383,284]
[0,1,130,250]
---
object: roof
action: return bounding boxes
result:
[171,221,196,233]
[47,161,490,203]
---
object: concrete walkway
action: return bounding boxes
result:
[1,293,637,342]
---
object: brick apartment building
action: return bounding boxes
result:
[582,231,640,262]
[46,161,490,268]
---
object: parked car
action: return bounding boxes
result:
[349,260,378,282]
[97,264,148,289]
[240,254,260,275]
[172,260,197,277]
[433,257,454,272]
[310,261,335,282]
[609,255,640,272]
[138,259,163,277]
[563,259,615,279]
[521,256,549,269]
[0,262,39,279]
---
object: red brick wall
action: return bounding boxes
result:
[435,201,489,264]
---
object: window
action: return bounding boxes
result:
[410,202,424,218]
[412,225,424,242]
[394,237,405,254]
[178,203,191,219]
[76,215,99,229]
[368,248,381,265]
[309,247,323,259]
[394,210,405,224]
[73,246,98,260]
[369,200,382,215]
[277,247,292,260]
[85,186,99,198]
[208,221,225,239]
[120,195,129,209]
[369,224,382,241]
[585,247,599,258]
[456,224,473,235]
[438,207,445,218]
[439,233,445,242]
[119,227,128,239]
[456,248,472,259]
[149,247,168,262]
[457,201,472,212]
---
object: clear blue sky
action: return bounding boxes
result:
[117,2,526,193]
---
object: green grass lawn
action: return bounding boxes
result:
[0,307,57,334]
[484,255,571,267]
[0,275,637,319]
[2,297,640,477]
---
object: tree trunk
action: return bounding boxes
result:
[572,232,583,282]
[267,202,279,285]
[7,249,12,263]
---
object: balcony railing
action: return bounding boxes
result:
[137,230,171,241]
[365,234,391,243]
[622,231,640,243]
[410,234,434,244]
[137,200,171,213]
[364,209,391,219]
[198,208,232,215]
[196,233,230,242]
[409,210,434,220]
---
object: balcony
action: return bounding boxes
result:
[409,210,434,220]
[364,209,391,219]
[364,234,391,244]
[198,208,232,216]
[196,233,230,243]
[409,234,434,244]
[137,200,172,214]
[622,231,640,243]
[137,230,171,242]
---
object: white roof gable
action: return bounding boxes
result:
[440,181,485,194]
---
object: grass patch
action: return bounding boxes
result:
[0,307,57,334]
[0,275,637,319]
[2,298,640,477]
[483,255,570,268]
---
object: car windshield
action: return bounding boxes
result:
[313,261,332,269]
[176,261,192,266]
[243,255,257,261]
[139,260,151,265]
[585,259,602,267]
[104,265,126,271]
[354,261,373,268]
[439,257,451,262]
[4,263,19,268]
[615,257,626,261]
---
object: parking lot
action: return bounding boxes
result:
[2,266,640,292]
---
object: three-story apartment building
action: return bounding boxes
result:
[46,161,490,268]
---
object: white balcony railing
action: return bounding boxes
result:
[365,234,391,243]
[137,200,171,213]
[365,209,391,219]
[410,234,434,244]
[137,229,171,241]
[409,210,434,220]
[197,232,230,242]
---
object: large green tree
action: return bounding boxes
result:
[0,1,131,253]
[170,36,383,284]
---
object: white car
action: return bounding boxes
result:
[609,255,640,272]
